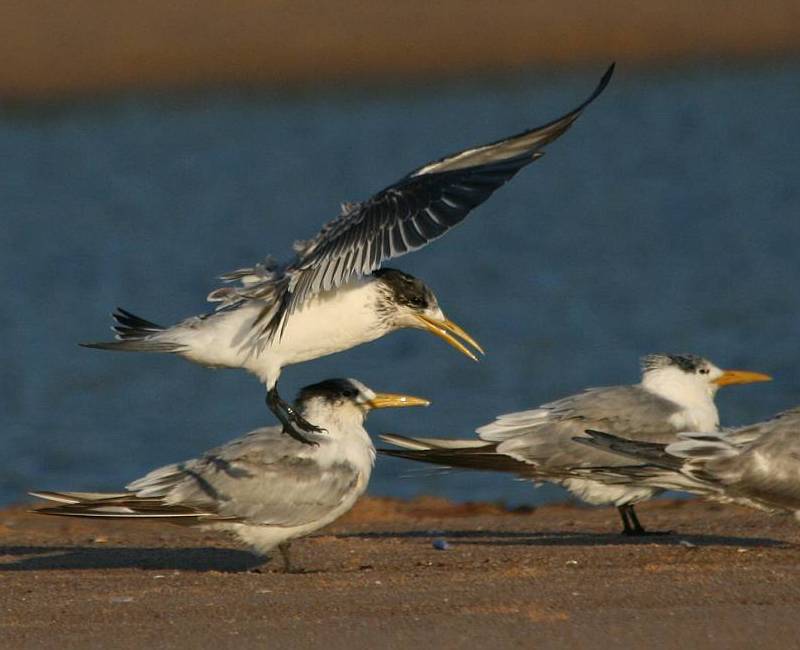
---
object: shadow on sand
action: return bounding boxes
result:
[0,529,790,573]
[0,545,263,572]
[338,529,789,549]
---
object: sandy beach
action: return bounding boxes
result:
[1,497,799,648]
[2,1,800,99]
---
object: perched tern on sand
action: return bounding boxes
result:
[380,354,770,534]
[31,379,428,572]
[575,406,800,519]
[82,65,614,445]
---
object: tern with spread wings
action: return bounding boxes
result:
[82,65,614,444]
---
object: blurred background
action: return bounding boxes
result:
[2,1,799,507]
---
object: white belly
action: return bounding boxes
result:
[560,477,658,506]
[173,279,389,385]
[274,285,387,367]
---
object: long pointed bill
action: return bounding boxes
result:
[713,370,772,386]
[415,314,485,362]
[368,393,431,409]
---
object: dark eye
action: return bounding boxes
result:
[342,388,357,398]
[409,296,425,307]
[699,368,710,375]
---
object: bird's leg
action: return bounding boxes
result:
[266,385,325,446]
[278,542,297,573]
[626,506,646,534]
[618,505,635,535]
[619,505,672,536]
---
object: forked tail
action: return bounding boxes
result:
[29,490,229,523]
[378,434,533,474]
[80,308,184,352]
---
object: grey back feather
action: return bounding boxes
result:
[481,385,684,472]
[126,426,362,527]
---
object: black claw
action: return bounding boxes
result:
[282,422,322,446]
[267,385,325,446]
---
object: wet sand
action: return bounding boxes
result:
[2,1,800,99]
[1,497,799,648]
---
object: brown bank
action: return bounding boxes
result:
[1,497,799,649]
[2,0,800,100]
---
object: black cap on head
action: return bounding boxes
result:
[641,353,708,373]
[296,378,365,405]
[374,268,435,310]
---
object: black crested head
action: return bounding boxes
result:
[641,353,708,374]
[374,268,436,311]
[296,378,366,405]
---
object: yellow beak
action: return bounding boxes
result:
[414,314,485,362]
[713,370,772,386]
[367,392,431,409]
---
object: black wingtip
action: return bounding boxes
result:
[600,62,616,90]
[579,63,616,111]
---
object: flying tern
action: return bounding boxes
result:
[82,65,614,444]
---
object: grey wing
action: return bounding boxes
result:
[723,406,800,448]
[254,64,614,337]
[494,420,650,472]
[128,428,361,527]
[486,386,686,471]
[480,385,683,444]
[545,386,685,441]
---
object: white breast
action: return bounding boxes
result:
[171,278,391,385]
[273,280,388,369]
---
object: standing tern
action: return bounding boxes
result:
[82,64,614,445]
[380,354,770,534]
[576,406,800,519]
[31,378,428,572]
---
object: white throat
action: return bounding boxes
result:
[299,398,374,448]
[641,368,720,431]
[299,398,377,472]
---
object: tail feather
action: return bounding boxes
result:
[378,442,535,475]
[29,490,231,522]
[29,490,130,504]
[378,434,491,451]
[112,308,165,337]
[80,308,184,353]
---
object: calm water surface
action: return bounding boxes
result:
[2,62,799,506]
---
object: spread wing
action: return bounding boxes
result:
[231,64,614,338]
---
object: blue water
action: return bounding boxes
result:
[2,62,799,507]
